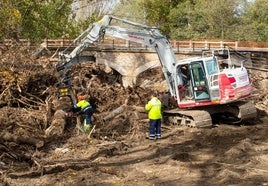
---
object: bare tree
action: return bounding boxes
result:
[71,0,120,21]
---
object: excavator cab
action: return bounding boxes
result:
[176,56,221,105]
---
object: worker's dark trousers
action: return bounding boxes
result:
[149,119,161,140]
[83,106,93,126]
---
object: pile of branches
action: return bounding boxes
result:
[0,47,57,108]
[65,62,154,139]
[0,47,58,165]
[0,47,161,168]
[250,71,268,116]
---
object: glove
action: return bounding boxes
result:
[66,112,73,118]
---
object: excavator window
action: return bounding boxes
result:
[205,57,219,75]
[190,62,210,101]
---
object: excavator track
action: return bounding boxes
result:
[209,101,257,123]
[164,109,213,128]
[164,101,257,127]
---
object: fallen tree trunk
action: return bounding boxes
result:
[129,106,146,113]
[45,109,66,138]
[103,105,146,122]
[0,131,44,148]
[103,105,127,122]
[7,160,95,178]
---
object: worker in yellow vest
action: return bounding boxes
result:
[145,91,162,140]
[73,95,93,132]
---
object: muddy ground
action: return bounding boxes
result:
[0,47,267,186]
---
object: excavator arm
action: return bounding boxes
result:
[56,15,179,104]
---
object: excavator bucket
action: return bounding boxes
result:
[57,85,77,105]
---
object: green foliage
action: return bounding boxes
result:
[117,0,267,41]
[0,0,22,39]
[195,0,243,39]
[0,0,79,42]
[112,0,146,24]
[75,14,100,33]
[18,0,75,42]
[141,0,170,26]
[241,0,268,41]
[140,0,186,35]
[168,1,201,39]
[0,0,267,42]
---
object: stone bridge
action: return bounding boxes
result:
[5,38,264,87]
[81,50,195,87]
[44,38,266,88]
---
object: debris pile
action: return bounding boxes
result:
[0,47,161,165]
[0,47,267,185]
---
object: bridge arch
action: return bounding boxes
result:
[96,52,162,87]
[134,60,161,76]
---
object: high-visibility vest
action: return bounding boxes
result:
[76,100,91,111]
[145,97,162,120]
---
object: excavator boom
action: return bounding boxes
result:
[56,15,178,101]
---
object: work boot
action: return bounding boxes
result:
[148,134,155,140]
[156,134,161,139]
[84,123,91,132]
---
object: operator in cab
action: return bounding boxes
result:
[72,94,93,132]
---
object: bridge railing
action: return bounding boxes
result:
[96,38,239,51]
[0,38,267,52]
[0,38,238,51]
[170,40,238,51]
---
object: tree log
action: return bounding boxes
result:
[103,105,127,121]
[45,110,66,138]
[0,131,44,148]
[103,105,146,122]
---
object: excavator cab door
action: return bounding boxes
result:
[189,61,210,101]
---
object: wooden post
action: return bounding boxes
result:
[44,38,48,48]
[220,41,223,48]
[127,40,130,49]
[60,38,64,47]
[189,40,192,49]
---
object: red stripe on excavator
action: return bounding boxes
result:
[178,101,216,108]
[218,73,235,101]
